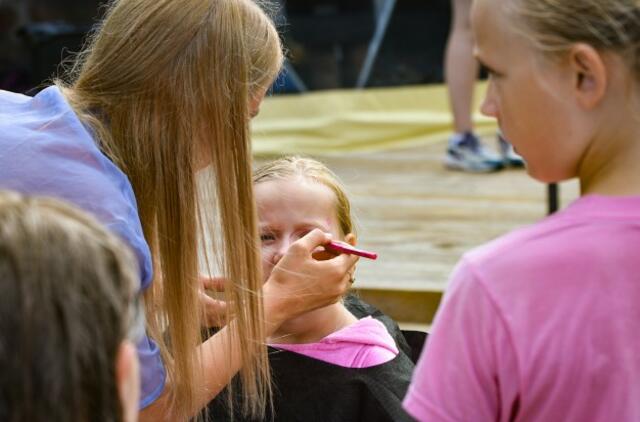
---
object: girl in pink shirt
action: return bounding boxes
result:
[207,156,415,421]
[254,157,399,368]
[404,1,640,421]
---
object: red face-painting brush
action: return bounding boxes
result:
[324,241,378,260]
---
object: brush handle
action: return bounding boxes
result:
[325,241,378,260]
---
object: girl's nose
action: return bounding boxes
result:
[272,239,292,265]
[480,82,498,118]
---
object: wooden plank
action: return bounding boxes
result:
[353,289,441,325]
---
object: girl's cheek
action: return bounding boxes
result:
[260,245,274,262]
[265,242,286,264]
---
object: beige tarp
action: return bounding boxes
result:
[251,83,497,155]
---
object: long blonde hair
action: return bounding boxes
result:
[56,0,283,418]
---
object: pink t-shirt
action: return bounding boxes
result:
[269,316,399,368]
[404,195,640,422]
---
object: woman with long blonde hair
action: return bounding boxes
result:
[0,0,357,420]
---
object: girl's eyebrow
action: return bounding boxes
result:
[302,222,330,232]
[258,223,278,230]
[258,221,330,232]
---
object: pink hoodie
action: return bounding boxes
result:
[269,316,399,368]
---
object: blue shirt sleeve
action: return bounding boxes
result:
[137,335,167,409]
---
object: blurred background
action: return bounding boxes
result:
[0,0,451,93]
[0,0,578,330]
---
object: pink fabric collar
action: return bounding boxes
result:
[269,316,399,368]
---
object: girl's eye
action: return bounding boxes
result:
[260,233,275,242]
[487,68,502,80]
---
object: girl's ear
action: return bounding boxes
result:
[344,233,357,246]
[569,43,607,110]
[116,341,140,422]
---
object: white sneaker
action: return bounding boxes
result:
[498,134,525,168]
[445,132,504,173]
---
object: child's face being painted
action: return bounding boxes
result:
[472,0,596,183]
[255,179,354,282]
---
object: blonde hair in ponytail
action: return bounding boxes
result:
[56,0,283,418]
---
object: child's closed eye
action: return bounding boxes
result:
[260,233,276,242]
[484,64,503,80]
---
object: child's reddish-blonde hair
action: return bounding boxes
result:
[253,156,357,237]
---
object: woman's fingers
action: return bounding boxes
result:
[263,232,360,328]
[200,276,226,292]
[311,248,339,261]
[291,228,332,256]
[199,291,230,328]
[316,252,359,296]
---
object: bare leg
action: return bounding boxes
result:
[444,0,478,134]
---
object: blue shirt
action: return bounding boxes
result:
[0,86,166,409]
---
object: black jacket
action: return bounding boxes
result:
[205,295,425,421]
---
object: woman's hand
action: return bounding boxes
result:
[199,277,231,328]
[262,229,359,335]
